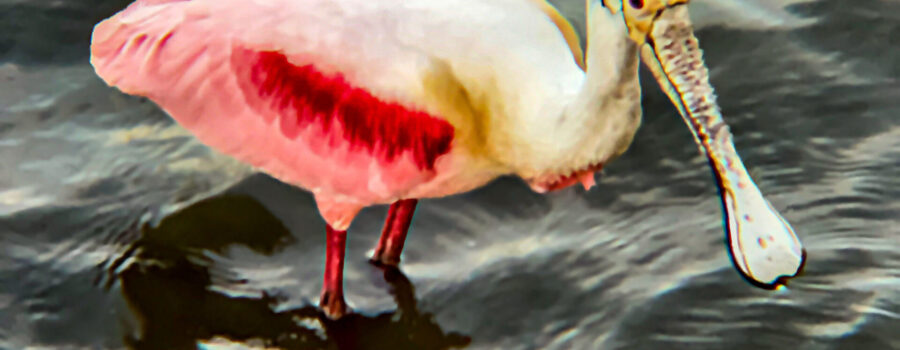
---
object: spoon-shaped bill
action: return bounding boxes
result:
[639,5,806,288]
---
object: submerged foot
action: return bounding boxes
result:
[319,290,349,319]
[369,251,401,267]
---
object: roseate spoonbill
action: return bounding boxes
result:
[91,0,806,318]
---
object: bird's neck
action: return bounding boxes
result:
[581,2,640,106]
[467,1,642,183]
[528,3,642,177]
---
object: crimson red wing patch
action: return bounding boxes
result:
[232,48,454,170]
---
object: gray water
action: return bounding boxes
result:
[1,0,898,349]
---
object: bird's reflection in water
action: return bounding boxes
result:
[105,194,470,350]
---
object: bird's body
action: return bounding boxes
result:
[93,0,642,228]
[92,0,806,318]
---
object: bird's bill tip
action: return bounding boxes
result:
[732,246,808,290]
[723,190,807,289]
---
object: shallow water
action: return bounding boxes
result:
[1,0,899,349]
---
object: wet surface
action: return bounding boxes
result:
[1,0,899,349]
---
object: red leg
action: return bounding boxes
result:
[320,224,348,319]
[371,199,418,266]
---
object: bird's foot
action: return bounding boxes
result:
[369,251,401,267]
[319,290,349,319]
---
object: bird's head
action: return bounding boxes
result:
[602,0,690,44]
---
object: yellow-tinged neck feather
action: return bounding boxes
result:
[529,0,586,70]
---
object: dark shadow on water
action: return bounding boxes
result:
[0,0,136,65]
[108,194,470,350]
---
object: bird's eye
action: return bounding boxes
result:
[629,0,644,9]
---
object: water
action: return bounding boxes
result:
[1,0,898,349]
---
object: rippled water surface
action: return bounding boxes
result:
[1,0,899,349]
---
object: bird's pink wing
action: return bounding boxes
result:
[91,0,455,204]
